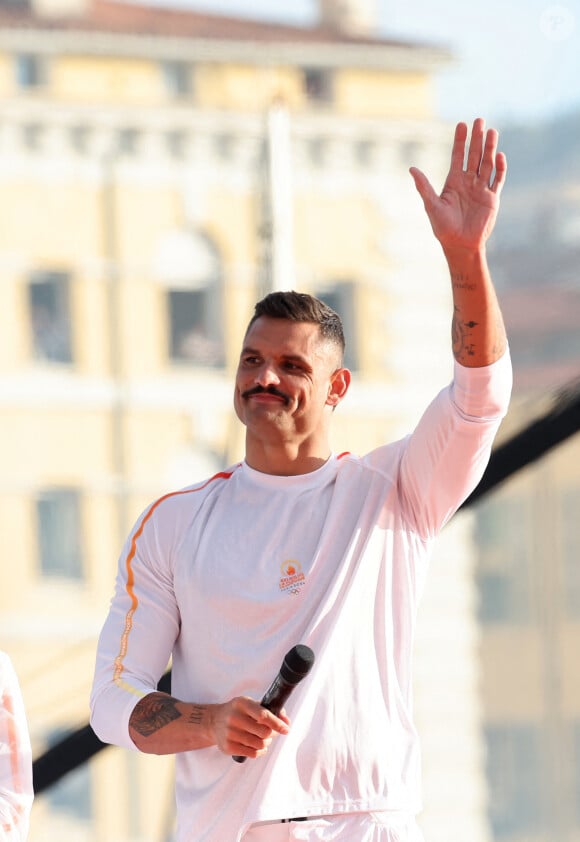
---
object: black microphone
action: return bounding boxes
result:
[232,644,315,763]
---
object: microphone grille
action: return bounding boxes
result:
[280,644,315,685]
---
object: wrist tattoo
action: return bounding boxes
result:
[453,280,476,292]
[188,705,205,726]
[451,272,476,292]
[130,693,181,738]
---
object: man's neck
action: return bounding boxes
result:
[244,440,331,476]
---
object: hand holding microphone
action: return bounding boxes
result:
[232,644,315,763]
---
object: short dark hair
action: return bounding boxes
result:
[247,290,345,360]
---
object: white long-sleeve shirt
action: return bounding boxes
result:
[91,353,512,842]
[0,653,33,841]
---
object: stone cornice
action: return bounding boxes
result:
[0,27,452,72]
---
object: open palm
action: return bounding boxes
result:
[410,119,507,252]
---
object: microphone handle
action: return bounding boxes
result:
[232,676,294,763]
[260,673,294,715]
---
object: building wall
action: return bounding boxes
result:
[475,424,580,842]
[0,48,434,119]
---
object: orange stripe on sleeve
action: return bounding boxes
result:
[113,471,235,689]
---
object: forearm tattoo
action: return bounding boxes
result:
[130,693,181,737]
[452,306,478,359]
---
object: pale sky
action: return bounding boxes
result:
[150,0,580,129]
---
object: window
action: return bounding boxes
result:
[156,230,225,367]
[70,125,91,155]
[166,129,187,160]
[118,128,139,156]
[399,140,422,167]
[214,133,235,161]
[22,123,44,151]
[168,289,224,367]
[485,723,546,838]
[28,271,73,364]
[14,53,46,89]
[303,68,333,104]
[307,137,327,168]
[36,489,83,579]
[475,494,533,623]
[316,282,358,371]
[354,139,376,168]
[162,61,193,98]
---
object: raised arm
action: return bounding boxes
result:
[410,118,508,367]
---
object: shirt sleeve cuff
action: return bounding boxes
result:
[451,346,513,420]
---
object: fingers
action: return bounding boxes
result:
[491,151,508,195]
[409,166,437,208]
[414,118,505,198]
[477,127,497,184]
[278,708,291,727]
[449,121,468,174]
[228,718,272,756]
[465,118,485,174]
[463,118,506,190]
[213,697,289,759]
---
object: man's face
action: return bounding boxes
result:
[234,316,345,442]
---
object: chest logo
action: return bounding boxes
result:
[279,560,305,596]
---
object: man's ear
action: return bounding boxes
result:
[326,367,351,408]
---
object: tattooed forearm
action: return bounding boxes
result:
[130,693,181,738]
[446,250,507,366]
[452,306,478,360]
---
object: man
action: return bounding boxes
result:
[0,651,34,841]
[91,118,512,841]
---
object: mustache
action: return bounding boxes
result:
[241,385,290,405]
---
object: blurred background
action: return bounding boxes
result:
[0,0,579,839]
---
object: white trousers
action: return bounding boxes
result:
[243,812,425,842]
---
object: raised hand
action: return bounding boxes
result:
[409,118,507,253]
